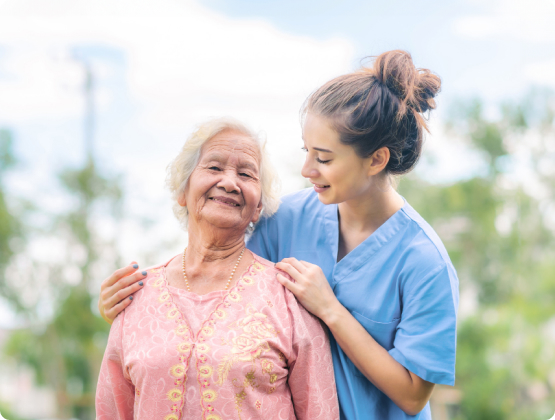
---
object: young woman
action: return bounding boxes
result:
[99,50,458,420]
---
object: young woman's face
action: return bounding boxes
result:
[301,113,374,205]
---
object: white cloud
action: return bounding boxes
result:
[0,0,354,124]
[525,58,555,87]
[454,0,555,43]
[0,0,355,270]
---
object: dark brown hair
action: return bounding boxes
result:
[303,50,441,175]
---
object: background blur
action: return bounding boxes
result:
[0,0,554,419]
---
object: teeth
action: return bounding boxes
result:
[211,198,239,206]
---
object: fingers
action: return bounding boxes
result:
[103,262,140,288]
[280,257,308,274]
[99,262,147,324]
[276,273,302,295]
[103,274,145,312]
[104,296,135,324]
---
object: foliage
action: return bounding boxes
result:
[0,129,23,309]
[399,90,555,419]
[4,157,123,420]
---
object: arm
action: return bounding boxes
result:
[96,312,135,420]
[98,262,147,324]
[276,259,435,416]
[284,288,340,420]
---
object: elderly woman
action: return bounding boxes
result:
[95,119,339,420]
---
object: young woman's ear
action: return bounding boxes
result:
[367,147,390,176]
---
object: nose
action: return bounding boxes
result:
[216,170,240,194]
[301,154,319,179]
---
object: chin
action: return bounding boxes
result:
[316,191,337,205]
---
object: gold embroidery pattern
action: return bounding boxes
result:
[216,303,277,385]
[149,268,193,420]
[193,261,265,419]
[150,259,268,420]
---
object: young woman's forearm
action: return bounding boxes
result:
[322,301,434,416]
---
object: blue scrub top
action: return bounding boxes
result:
[247,188,459,420]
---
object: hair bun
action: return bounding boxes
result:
[372,50,441,114]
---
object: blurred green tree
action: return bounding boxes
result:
[5,155,123,419]
[0,129,22,308]
[399,90,555,419]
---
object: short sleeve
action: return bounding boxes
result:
[95,312,135,420]
[284,288,340,420]
[389,263,458,386]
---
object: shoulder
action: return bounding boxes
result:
[250,254,301,302]
[121,257,176,318]
[398,201,454,271]
[396,202,459,304]
[251,253,324,323]
[260,188,322,223]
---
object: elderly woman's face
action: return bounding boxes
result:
[180,130,263,233]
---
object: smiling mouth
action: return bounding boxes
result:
[209,197,241,207]
[313,183,330,188]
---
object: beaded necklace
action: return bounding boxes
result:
[181,247,245,292]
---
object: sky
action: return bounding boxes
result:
[0,0,554,325]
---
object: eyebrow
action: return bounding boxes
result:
[204,153,259,172]
[313,147,333,153]
[239,161,259,172]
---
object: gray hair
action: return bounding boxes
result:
[166,117,281,230]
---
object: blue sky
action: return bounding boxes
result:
[200,0,555,109]
[0,0,553,325]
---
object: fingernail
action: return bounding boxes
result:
[129,296,133,300]
[132,264,138,269]
[139,281,143,286]
[141,271,147,276]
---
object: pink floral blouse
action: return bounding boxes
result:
[96,253,339,420]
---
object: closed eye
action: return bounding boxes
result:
[316,157,331,164]
[209,166,222,171]
[239,172,252,178]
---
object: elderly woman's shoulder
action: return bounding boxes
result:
[250,254,296,296]
[121,259,173,316]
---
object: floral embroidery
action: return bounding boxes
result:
[199,365,213,377]
[167,388,183,402]
[196,343,210,353]
[244,369,259,390]
[216,305,278,384]
[150,258,268,420]
[170,364,185,377]
[268,387,275,394]
[202,389,218,402]
[149,270,193,420]
[260,359,273,373]
[255,400,262,409]
[235,389,247,420]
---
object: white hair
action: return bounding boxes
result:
[166,117,281,231]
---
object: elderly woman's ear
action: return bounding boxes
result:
[177,193,187,208]
[251,200,264,224]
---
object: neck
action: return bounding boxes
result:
[337,181,404,233]
[185,221,246,264]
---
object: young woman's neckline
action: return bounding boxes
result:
[334,196,408,263]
